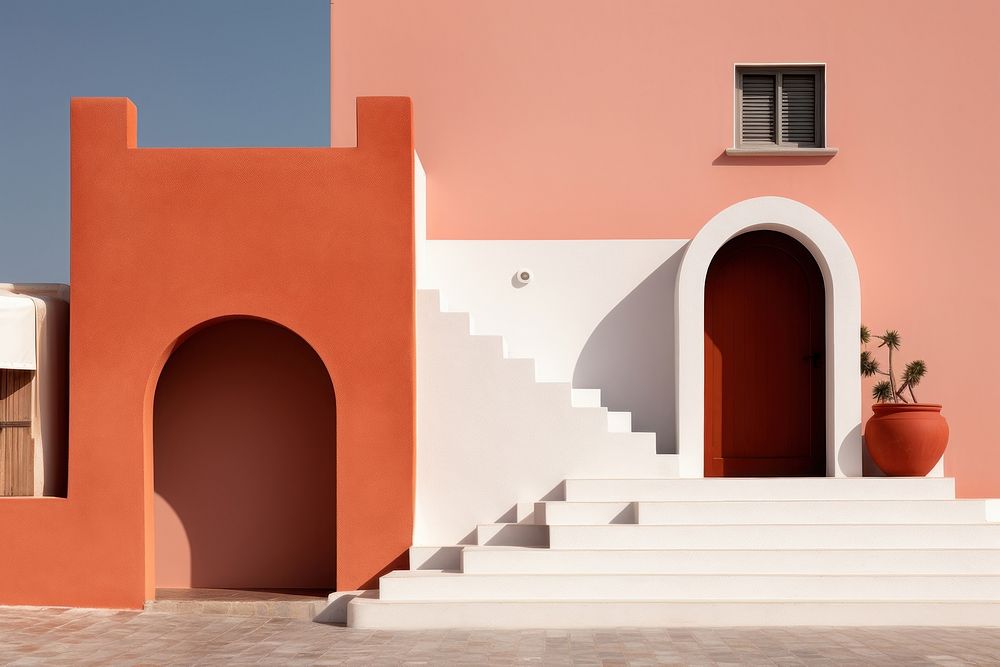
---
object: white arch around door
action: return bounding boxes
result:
[674,196,862,478]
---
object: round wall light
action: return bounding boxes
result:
[513,268,533,286]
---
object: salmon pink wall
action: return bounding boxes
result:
[0,96,415,608]
[332,0,1000,497]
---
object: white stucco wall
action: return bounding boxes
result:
[413,199,927,547]
[414,152,427,289]
[415,289,678,545]
[423,240,687,454]
[420,200,872,479]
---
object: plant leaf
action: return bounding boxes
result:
[877,330,901,351]
[861,325,871,345]
[872,380,894,402]
[860,350,880,377]
[903,360,927,386]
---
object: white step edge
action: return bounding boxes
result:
[377,571,1000,602]
[603,431,661,451]
[469,334,505,359]
[563,477,956,502]
[409,546,464,571]
[315,590,376,624]
[436,310,471,333]
[476,523,549,547]
[515,502,536,524]
[548,523,1000,550]
[416,289,442,311]
[502,357,536,382]
[460,546,1000,575]
[634,499,988,525]
[570,388,602,408]
[606,411,631,432]
[535,501,636,525]
[539,498,990,527]
[349,598,1000,629]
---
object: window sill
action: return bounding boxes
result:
[725,147,839,157]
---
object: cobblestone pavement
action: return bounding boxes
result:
[1,607,1000,665]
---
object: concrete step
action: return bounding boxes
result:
[503,357,537,383]
[563,477,956,502]
[536,499,986,526]
[634,499,988,525]
[417,289,443,311]
[470,334,506,360]
[531,381,575,405]
[605,431,659,452]
[409,545,464,571]
[377,571,1000,602]
[146,589,330,621]
[476,523,549,547]
[495,502,539,524]
[435,309,472,336]
[606,411,632,432]
[535,501,636,525]
[515,502,536,524]
[459,546,1000,575]
[570,388,602,408]
[348,597,1000,629]
[548,523,1000,550]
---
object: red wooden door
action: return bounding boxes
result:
[704,231,825,477]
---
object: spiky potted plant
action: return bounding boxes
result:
[861,326,948,476]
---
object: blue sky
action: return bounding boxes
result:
[0,0,329,283]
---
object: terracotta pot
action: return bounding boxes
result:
[865,403,949,476]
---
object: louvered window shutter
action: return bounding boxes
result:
[736,67,824,149]
[781,74,817,146]
[740,74,777,144]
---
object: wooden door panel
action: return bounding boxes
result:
[0,369,34,496]
[704,231,825,477]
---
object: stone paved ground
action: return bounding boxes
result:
[1,607,999,665]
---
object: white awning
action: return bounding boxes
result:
[0,289,36,370]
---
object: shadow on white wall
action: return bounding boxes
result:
[573,254,683,454]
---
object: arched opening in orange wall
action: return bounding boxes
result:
[153,318,337,590]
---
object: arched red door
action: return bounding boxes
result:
[704,231,826,477]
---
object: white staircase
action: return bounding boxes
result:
[414,289,678,552]
[419,288,660,445]
[381,289,1000,628]
[349,477,1000,628]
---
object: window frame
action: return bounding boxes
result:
[734,64,827,152]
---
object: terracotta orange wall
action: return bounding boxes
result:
[0,96,415,608]
[332,0,1000,497]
